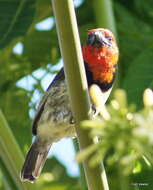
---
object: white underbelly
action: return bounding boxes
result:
[37,121,76,143]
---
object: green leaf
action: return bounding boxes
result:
[0,110,34,190]
[123,49,153,108]
[0,86,31,149]
[114,2,153,109]
[0,0,36,48]
[119,0,153,26]
[0,159,17,190]
[115,2,153,71]
[35,0,53,23]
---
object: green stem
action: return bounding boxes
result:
[73,139,87,190]
[118,166,130,190]
[51,0,104,189]
[93,0,117,35]
[0,110,34,190]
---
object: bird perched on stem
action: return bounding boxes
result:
[20,28,119,183]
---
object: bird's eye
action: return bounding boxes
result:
[106,36,113,41]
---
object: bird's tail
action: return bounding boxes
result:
[20,139,51,183]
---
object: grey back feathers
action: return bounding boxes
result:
[32,68,69,135]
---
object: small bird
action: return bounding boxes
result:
[20,28,119,182]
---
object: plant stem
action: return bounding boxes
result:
[51,0,104,189]
[73,139,88,190]
[93,0,117,35]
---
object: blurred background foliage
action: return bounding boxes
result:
[77,89,153,190]
[0,0,153,190]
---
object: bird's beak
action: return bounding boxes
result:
[87,32,110,47]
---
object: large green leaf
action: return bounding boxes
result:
[35,0,53,23]
[0,159,18,190]
[0,0,36,49]
[115,3,153,74]
[119,0,153,25]
[0,86,31,149]
[122,49,153,108]
[114,2,153,108]
[0,110,34,190]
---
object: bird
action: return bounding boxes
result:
[20,28,119,183]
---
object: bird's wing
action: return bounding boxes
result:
[32,68,65,135]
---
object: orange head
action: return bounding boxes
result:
[82,28,119,92]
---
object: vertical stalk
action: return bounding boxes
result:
[51,0,104,189]
[93,0,117,35]
[73,139,87,190]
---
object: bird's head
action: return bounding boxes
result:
[82,28,119,91]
